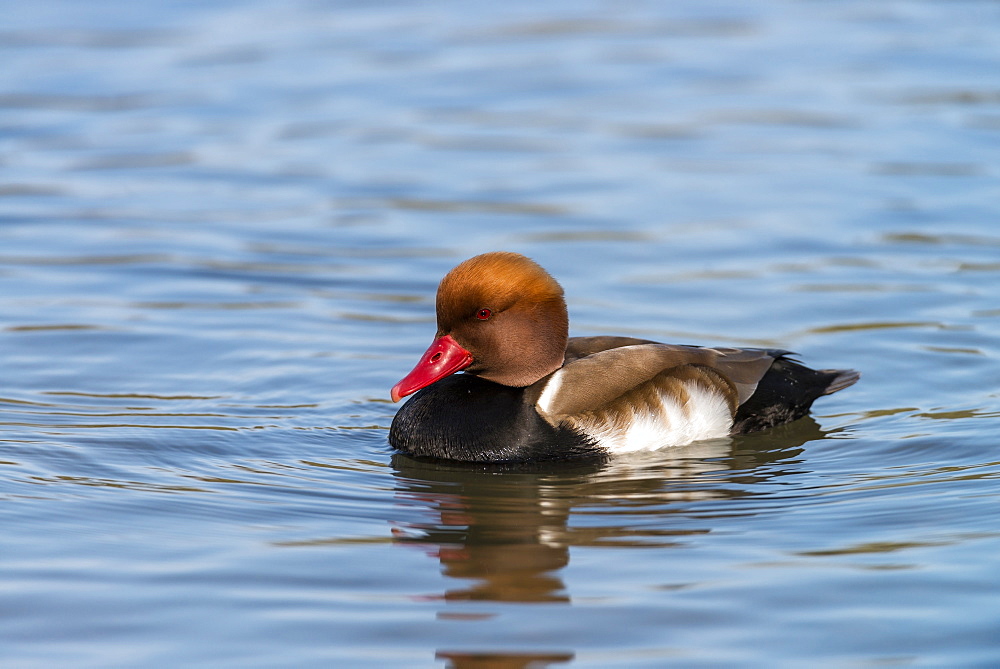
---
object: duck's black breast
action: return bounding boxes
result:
[388,373,603,463]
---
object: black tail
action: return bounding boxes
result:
[731,356,859,434]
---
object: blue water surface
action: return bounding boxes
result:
[2,0,1000,666]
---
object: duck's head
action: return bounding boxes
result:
[390,252,569,402]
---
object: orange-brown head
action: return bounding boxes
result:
[391,252,569,401]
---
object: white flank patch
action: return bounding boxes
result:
[575,383,732,454]
[535,367,566,417]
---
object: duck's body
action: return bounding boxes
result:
[389,253,858,463]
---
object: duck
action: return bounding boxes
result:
[389,252,858,463]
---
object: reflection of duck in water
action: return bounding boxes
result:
[390,417,829,605]
[390,252,858,463]
[435,650,574,669]
[392,454,591,604]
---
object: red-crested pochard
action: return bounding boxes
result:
[390,252,858,462]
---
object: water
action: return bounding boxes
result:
[2,0,1000,665]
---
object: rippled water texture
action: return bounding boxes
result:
[3,0,1000,666]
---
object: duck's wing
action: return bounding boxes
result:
[538,340,785,421]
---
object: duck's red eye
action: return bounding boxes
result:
[476,308,492,320]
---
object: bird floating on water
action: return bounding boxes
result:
[389,252,858,463]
